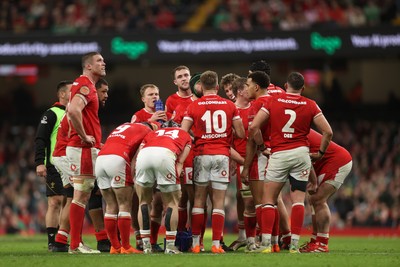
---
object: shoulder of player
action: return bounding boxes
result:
[72,77,95,93]
[165,95,173,104]
[166,92,180,101]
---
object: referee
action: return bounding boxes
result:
[34,81,72,251]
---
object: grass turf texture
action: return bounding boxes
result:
[0,233,399,267]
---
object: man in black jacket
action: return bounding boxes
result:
[35,81,71,251]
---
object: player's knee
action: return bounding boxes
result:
[73,177,95,193]
[47,197,63,210]
[49,194,63,204]
[310,194,326,208]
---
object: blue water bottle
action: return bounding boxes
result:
[154,99,164,123]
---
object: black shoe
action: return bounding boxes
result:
[48,243,55,252]
[52,242,69,252]
[136,243,143,251]
[151,243,164,253]
[97,239,111,252]
[220,241,234,252]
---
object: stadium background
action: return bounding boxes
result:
[0,0,399,235]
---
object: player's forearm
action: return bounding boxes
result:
[230,147,244,165]
[314,114,333,153]
[243,138,257,169]
[253,130,264,146]
[176,162,183,177]
[233,119,245,139]
[319,131,333,153]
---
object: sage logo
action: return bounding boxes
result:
[111,37,148,60]
[311,32,342,55]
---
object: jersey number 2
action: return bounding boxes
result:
[282,109,296,133]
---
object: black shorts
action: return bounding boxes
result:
[63,186,74,198]
[45,165,64,197]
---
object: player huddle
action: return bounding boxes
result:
[37,52,353,255]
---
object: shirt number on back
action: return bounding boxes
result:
[112,124,130,134]
[201,110,227,133]
[282,109,296,137]
[156,129,179,139]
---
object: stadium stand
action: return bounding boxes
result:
[0,0,398,34]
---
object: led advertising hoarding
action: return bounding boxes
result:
[0,26,399,63]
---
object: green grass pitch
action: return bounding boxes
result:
[0,232,399,267]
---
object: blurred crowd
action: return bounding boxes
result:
[0,118,399,234]
[0,0,200,34]
[0,0,399,35]
[210,0,400,31]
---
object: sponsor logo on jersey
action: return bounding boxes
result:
[198,100,227,105]
[277,98,307,105]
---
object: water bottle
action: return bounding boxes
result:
[154,99,164,123]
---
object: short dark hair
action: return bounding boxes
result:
[220,73,240,88]
[81,52,100,69]
[173,65,190,79]
[231,77,247,97]
[247,71,270,89]
[95,78,108,90]
[249,60,271,76]
[56,80,73,92]
[200,70,218,90]
[287,72,304,90]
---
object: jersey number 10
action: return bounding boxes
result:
[201,110,227,134]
